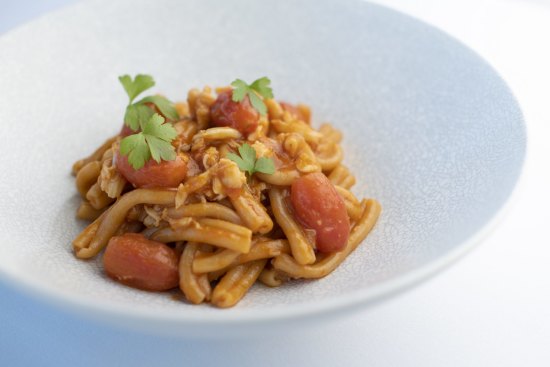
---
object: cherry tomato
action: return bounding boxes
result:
[116,150,188,188]
[119,124,134,137]
[103,233,179,291]
[210,90,259,135]
[290,172,350,252]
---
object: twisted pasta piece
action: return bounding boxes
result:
[259,267,287,287]
[193,248,241,274]
[319,123,342,144]
[334,185,363,222]
[229,187,273,234]
[74,189,176,259]
[196,126,242,141]
[193,239,290,273]
[211,259,267,308]
[75,161,101,197]
[76,200,106,221]
[179,242,212,304]
[269,188,316,265]
[86,183,115,210]
[256,169,300,186]
[270,118,322,145]
[316,142,343,172]
[265,99,284,120]
[328,164,356,189]
[166,203,242,225]
[151,218,252,253]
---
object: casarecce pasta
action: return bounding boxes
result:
[71,75,380,308]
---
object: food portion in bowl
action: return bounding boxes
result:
[71,74,381,308]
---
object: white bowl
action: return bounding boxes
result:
[0,0,525,337]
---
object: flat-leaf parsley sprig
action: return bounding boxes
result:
[120,113,178,170]
[227,143,275,177]
[231,77,274,116]
[119,74,179,131]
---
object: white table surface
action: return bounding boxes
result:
[1,0,549,366]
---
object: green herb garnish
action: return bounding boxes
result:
[119,113,177,170]
[227,143,275,177]
[119,74,179,131]
[119,74,155,104]
[231,77,274,116]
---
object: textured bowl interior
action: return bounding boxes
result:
[0,0,525,331]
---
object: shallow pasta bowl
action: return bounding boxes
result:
[0,0,525,336]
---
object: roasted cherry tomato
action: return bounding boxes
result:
[119,124,134,137]
[116,150,188,188]
[103,233,179,291]
[290,172,350,252]
[210,90,259,135]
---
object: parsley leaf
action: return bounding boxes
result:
[254,156,275,174]
[248,92,267,116]
[230,77,273,116]
[119,74,179,133]
[139,95,179,122]
[124,103,154,131]
[226,152,245,167]
[227,143,276,177]
[142,113,178,142]
[119,113,177,170]
[119,74,155,104]
[250,77,274,99]
[119,133,150,170]
[146,135,176,163]
[237,143,257,175]
[231,79,249,102]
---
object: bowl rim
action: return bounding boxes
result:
[0,0,527,334]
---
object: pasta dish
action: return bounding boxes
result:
[71,75,380,308]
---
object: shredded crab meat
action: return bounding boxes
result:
[175,158,246,208]
[248,179,268,201]
[216,158,246,189]
[143,205,167,228]
[99,155,126,199]
[210,158,247,201]
[175,170,212,209]
[277,133,321,173]
[202,147,220,170]
[173,120,199,153]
